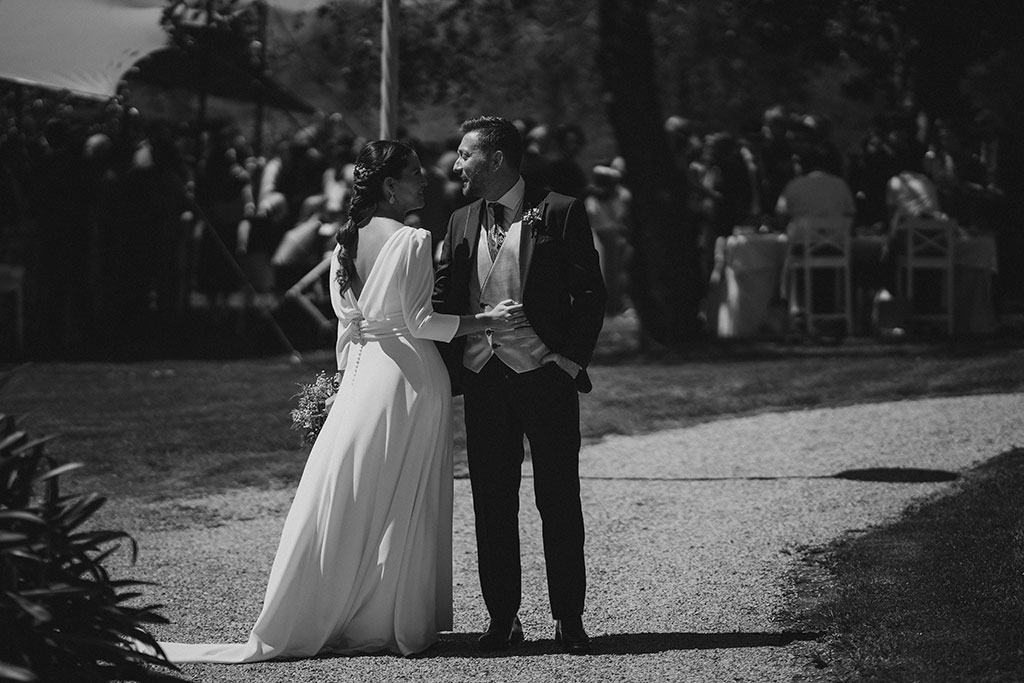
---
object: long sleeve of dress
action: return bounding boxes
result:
[400,229,460,343]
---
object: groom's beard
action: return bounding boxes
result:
[460,169,490,199]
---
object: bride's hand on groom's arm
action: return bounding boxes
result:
[482,299,524,331]
[454,299,524,337]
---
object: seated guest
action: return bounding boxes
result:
[885,144,945,230]
[774,147,856,240]
[774,147,855,328]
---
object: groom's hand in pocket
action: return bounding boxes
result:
[541,352,581,379]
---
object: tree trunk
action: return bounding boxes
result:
[597,0,703,345]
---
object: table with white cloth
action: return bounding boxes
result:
[706,232,788,337]
[858,230,999,335]
[953,234,998,335]
[706,230,999,337]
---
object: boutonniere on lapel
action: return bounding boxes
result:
[522,205,546,239]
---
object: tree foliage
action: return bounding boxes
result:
[160,0,1024,339]
[279,0,601,133]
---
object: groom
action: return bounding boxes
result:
[434,116,606,654]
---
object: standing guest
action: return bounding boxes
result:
[83,132,126,351]
[0,135,26,239]
[435,116,605,654]
[702,133,757,238]
[758,105,799,214]
[194,128,254,305]
[546,123,589,198]
[849,128,896,231]
[28,118,91,356]
[585,162,632,314]
[521,123,552,190]
[923,118,965,219]
[119,124,192,341]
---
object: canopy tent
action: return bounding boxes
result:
[125,45,315,114]
[0,0,167,100]
[0,0,322,107]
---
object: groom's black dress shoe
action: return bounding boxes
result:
[554,616,591,654]
[478,616,524,652]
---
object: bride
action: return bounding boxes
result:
[159,140,523,662]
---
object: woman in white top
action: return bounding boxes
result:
[885,146,946,229]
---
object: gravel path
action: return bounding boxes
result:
[100,392,1024,683]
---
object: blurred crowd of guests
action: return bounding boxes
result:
[0,87,1012,357]
[0,89,359,355]
[0,90,634,357]
[667,105,1009,292]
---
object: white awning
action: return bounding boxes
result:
[0,0,323,100]
[0,0,167,99]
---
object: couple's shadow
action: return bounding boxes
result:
[409,630,824,658]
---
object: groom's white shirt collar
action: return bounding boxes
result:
[490,176,525,220]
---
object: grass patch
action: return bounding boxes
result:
[3,326,1023,681]
[786,448,1024,681]
[2,336,1023,499]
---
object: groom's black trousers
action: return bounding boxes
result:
[463,356,586,622]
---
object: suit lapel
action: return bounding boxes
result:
[519,186,549,292]
[462,199,485,264]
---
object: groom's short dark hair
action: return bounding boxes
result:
[460,116,523,170]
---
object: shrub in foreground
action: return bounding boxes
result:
[0,414,186,682]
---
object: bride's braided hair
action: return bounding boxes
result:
[335,140,415,293]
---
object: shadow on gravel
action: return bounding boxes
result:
[782,448,1024,680]
[578,467,959,483]
[830,467,958,482]
[416,631,824,658]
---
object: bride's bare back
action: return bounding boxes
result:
[351,217,405,299]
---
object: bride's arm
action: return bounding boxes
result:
[453,301,520,338]
[401,230,517,341]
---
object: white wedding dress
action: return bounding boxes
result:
[160,225,460,662]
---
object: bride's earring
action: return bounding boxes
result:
[388,193,397,204]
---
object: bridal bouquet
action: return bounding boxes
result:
[290,370,341,446]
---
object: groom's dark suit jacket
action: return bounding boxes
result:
[433,184,606,395]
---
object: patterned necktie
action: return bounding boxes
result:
[488,202,505,261]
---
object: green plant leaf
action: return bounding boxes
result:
[10,435,56,457]
[0,530,28,545]
[0,431,28,453]
[111,591,144,603]
[50,632,177,670]
[5,590,52,624]
[18,583,91,598]
[31,461,83,485]
[54,494,108,533]
[0,510,45,526]
[0,415,177,680]
[2,548,45,563]
[0,661,37,683]
[69,529,130,549]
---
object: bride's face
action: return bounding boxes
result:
[390,153,427,215]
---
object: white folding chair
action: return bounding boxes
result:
[895,216,955,336]
[785,215,854,337]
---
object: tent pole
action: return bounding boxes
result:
[253,0,268,158]
[196,0,214,151]
[379,0,398,138]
